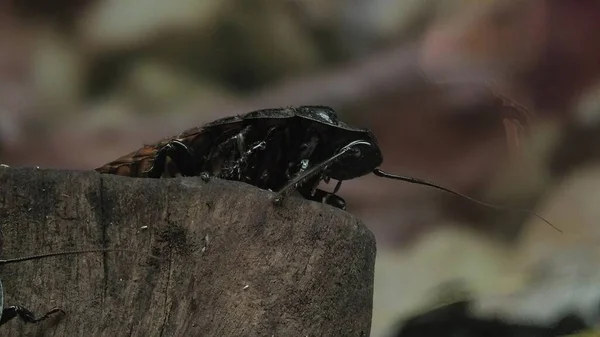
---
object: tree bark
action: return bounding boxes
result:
[0,166,376,337]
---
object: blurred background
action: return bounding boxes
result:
[2,0,600,336]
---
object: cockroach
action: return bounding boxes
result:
[96,105,560,231]
[0,248,159,327]
[96,106,378,209]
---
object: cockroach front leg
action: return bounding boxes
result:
[297,175,347,210]
[146,140,196,178]
[0,305,64,326]
[273,141,359,206]
[309,189,347,210]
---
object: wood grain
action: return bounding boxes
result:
[0,166,375,336]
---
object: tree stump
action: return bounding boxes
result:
[0,166,376,336]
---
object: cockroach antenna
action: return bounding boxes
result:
[372,169,561,233]
[0,247,164,327]
[0,248,163,265]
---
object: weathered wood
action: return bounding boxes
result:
[0,166,376,337]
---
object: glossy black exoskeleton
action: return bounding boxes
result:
[0,248,158,328]
[96,106,382,209]
[96,105,559,231]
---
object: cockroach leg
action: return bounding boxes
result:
[146,144,170,178]
[273,140,366,205]
[297,173,346,209]
[298,179,347,209]
[146,140,195,178]
[314,190,347,210]
[199,172,211,182]
[203,126,255,177]
[166,140,197,176]
[209,125,254,162]
[228,140,268,178]
[0,306,64,326]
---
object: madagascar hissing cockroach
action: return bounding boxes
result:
[96,105,379,210]
[95,105,560,231]
[0,248,160,328]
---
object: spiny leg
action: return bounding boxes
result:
[287,156,320,197]
[202,125,254,181]
[145,144,170,178]
[297,174,347,210]
[272,140,367,205]
[166,140,198,176]
[145,140,195,178]
[309,189,347,210]
[218,125,293,183]
[207,125,253,162]
[252,126,290,189]
[273,154,343,205]
[220,140,267,180]
[0,306,64,326]
[322,180,345,209]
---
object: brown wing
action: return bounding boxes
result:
[95,145,159,177]
[95,118,242,178]
[95,126,213,178]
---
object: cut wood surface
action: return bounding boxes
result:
[0,166,376,337]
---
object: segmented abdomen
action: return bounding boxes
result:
[95,145,159,177]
